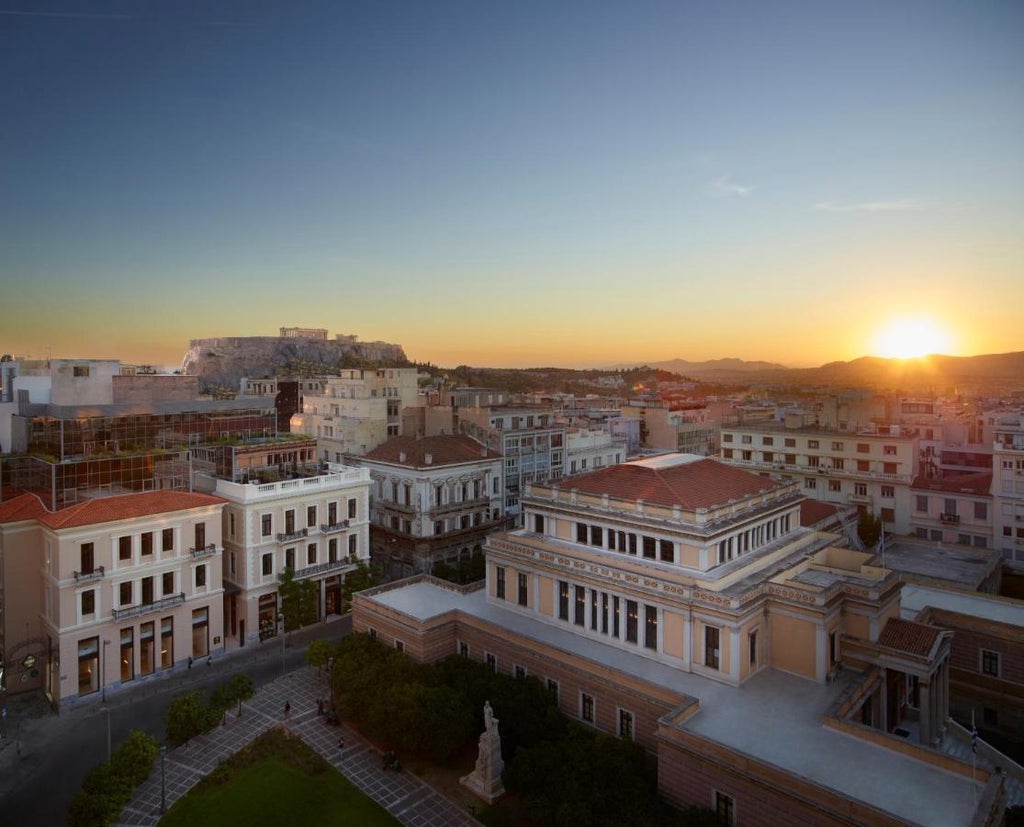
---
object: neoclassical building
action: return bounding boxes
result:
[353,454,1021,825]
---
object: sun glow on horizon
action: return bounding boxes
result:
[872,317,952,359]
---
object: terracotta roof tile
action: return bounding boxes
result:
[559,456,783,510]
[799,499,840,527]
[1,491,225,530]
[910,471,992,497]
[877,618,941,657]
[362,435,501,467]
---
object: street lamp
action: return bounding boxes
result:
[278,612,285,676]
[100,639,110,703]
[160,745,167,814]
[103,706,111,762]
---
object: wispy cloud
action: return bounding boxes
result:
[813,199,928,213]
[0,9,135,20]
[710,177,753,198]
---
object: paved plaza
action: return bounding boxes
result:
[116,666,481,827]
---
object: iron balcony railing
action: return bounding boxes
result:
[277,528,308,542]
[112,592,185,621]
[190,543,218,559]
[74,565,105,583]
[288,557,356,581]
[319,520,350,533]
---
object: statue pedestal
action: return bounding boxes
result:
[460,717,505,803]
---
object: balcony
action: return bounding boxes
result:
[112,592,185,621]
[288,557,356,581]
[190,543,218,559]
[848,493,873,505]
[320,520,350,534]
[277,527,308,542]
[74,565,105,583]
[429,496,492,518]
[940,513,961,525]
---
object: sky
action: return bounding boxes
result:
[1,1,1022,369]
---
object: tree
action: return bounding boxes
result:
[165,690,219,745]
[341,559,381,613]
[305,638,331,674]
[857,510,882,548]
[278,566,319,632]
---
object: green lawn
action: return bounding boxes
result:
[158,728,400,827]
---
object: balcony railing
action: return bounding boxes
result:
[940,513,960,525]
[112,592,185,621]
[190,543,218,559]
[320,520,350,533]
[848,493,873,505]
[74,565,105,583]
[277,528,308,542]
[288,557,356,581]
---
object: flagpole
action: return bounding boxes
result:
[971,709,977,803]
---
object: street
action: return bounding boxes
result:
[0,617,350,825]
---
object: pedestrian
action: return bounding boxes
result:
[317,698,324,716]
[338,737,345,749]
[284,701,291,720]
[206,655,212,667]
[187,656,193,670]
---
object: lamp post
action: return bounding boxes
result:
[103,706,111,762]
[100,639,110,703]
[278,612,285,676]
[160,745,167,814]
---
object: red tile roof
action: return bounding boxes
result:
[877,618,942,657]
[910,471,992,497]
[362,435,501,467]
[799,499,840,528]
[0,491,225,530]
[559,456,783,510]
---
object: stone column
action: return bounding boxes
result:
[919,678,931,745]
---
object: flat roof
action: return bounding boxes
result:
[364,581,980,826]
[876,540,999,590]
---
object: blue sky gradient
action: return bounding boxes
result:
[2,1,1021,367]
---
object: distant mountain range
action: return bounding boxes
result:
[635,352,1024,391]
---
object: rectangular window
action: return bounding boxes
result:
[628,534,637,555]
[459,641,469,657]
[162,528,174,552]
[161,617,174,669]
[348,534,358,558]
[857,443,870,453]
[307,543,317,565]
[590,525,603,546]
[660,539,674,562]
[81,589,95,615]
[191,607,209,658]
[261,514,272,536]
[881,508,895,523]
[602,593,609,634]
[348,498,357,519]
[81,542,95,574]
[644,605,657,650]
[831,441,844,451]
[395,640,404,652]
[981,649,1001,677]
[78,636,99,696]
[749,629,758,667]
[808,440,819,449]
[715,791,735,827]
[613,596,620,637]
[141,532,153,556]
[618,709,634,740]
[514,664,526,679]
[574,586,586,626]
[642,536,656,559]
[496,565,506,599]
[140,621,155,676]
[581,692,594,723]
[705,626,720,669]
[120,581,133,606]
[547,679,559,705]
[558,581,569,620]
[626,600,638,643]
[576,522,588,543]
[142,575,154,604]
[262,554,273,576]
[828,480,841,492]
[784,438,796,447]
[534,514,544,533]
[974,502,987,520]
[162,571,174,596]
[120,627,134,683]
[485,652,497,673]
[119,536,132,561]
[194,523,205,550]
[195,564,207,589]
[881,486,894,498]
[916,495,928,512]
[328,502,338,524]
[883,445,897,455]
[307,505,317,527]
[285,548,295,571]
[518,572,528,607]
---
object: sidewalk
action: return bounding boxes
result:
[116,667,480,826]
[0,617,350,804]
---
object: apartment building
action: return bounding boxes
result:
[290,368,422,460]
[719,421,920,534]
[909,471,992,549]
[992,414,1024,564]
[353,454,1021,824]
[0,490,225,707]
[353,434,503,579]
[202,465,371,646]
[563,428,626,476]
[458,405,566,525]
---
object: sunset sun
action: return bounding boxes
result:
[873,317,951,359]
